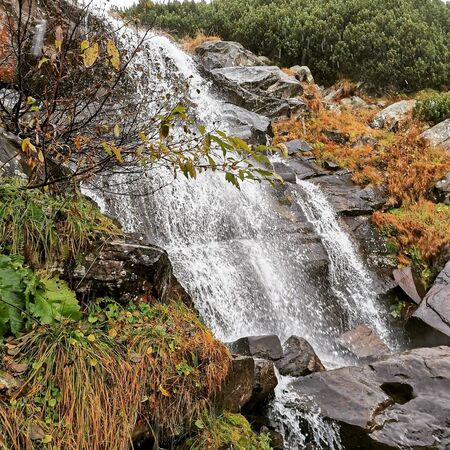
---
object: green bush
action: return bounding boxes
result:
[127,0,450,91]
[0,254,81,338]
[414,91,450,125]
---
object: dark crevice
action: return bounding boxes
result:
[380,382,414,405]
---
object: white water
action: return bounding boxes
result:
[82,5,401,448]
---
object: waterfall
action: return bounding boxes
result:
[83,4,401,447]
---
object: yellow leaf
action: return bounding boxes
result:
[80,40,89,51]
[113,123,121,138]
[21,138,36,153]
[110,144,123,163]
[89,358,97,367]
[41,434,52,444]
[54,40,62,51]
[87,334,96,342]
[158,385,170,397]
[38,56,49,68]
[27,96,36,105]
[108,328,118,339]
[106,39,120,70]
[146,346,153,354]
[83,42,99,68]
[37,151,44,163]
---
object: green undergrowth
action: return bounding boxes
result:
[0,179,120,268]
[414,91,450,125]
[0,254,81,339]
[182,411,272,450]
[0,299,230,450]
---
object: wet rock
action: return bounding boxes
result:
[435,172,450,204]
[289,346,450,449]
[339,325,390,361]
[272,161,296,183]
[322,129,350,144]
[228,335,283,360]
[411,260,450,342]
[284,158,327,180]
[216,356,255,413]
[279,139,313,155]
[290,65,314,84]
[392,266,423,304]
[275,335,325,377]
[419,118,450,151]
[244,358,278,411]
[0,128,28,179]
[310,173,386,216]
[222,103,271,144]
[195,40,262,71]
[209,66,306,118]
[370,100,416,130]
[73,238,173,304]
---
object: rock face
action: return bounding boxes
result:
[289,65,314,84]
[244,358,278,411]
[210,66,306,118]
[370,100,416,130]
[195,40,263,71]
[73,238,173,304]
[290,346,450,449]
[420,118,450,151]
[392,266,423,304]
[275,335,325,377]
[411,260,450,342]
[221,102,271,144]
[228,335,283,360]
[338,325,389,361]
[0,128,28,178]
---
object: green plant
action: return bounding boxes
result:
[0,254,81,338]
[414,91,450,125]
[0,179,120,267]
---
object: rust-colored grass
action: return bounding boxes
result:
[0,302,230,450]
[182,31,221,53]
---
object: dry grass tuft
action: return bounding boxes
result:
[0,302,230,450]
[182,31,221,53]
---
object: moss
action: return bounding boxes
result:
[181,411,273,450]
[0,178,120,268]
[0,301,230,450]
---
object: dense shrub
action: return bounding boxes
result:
[414,91,450,125]
[127,0,450,91]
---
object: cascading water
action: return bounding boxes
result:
[84,4,402,447]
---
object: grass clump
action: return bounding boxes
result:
[373,201,450,285]
[182,31,221,53]
[0,179,120,267]
[414,91,450,125]
[0,300,230,450]
[182,411,272,450]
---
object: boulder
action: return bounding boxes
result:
[419,118,450,151]
[216,356,255,413]
[275,335,325,377]
[278,139,313,156]
[411,260,450,342]
[322,129,350,144]
[283,158,327,181]
[271,161,296,183]
[338,325,389,361]
[289,346,450,449]
[195,40,263,71]
[73,238,173,304]
[392,266,423,304]
[244,358,278,411]
[228,335,283,361]
[370,100,416,130]
[340,96,369,110]
[0,128,28,179]
[351,134,379,148]
[221,102,271,145]
[209,66,306,118]
[310,173,386,216]
[435,171,450,204]
[289,65,314,84]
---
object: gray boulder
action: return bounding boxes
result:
[338,325,389,361]
[195,40,263,71]
[290,65,314,84]
[0,128,28,179]
[275,335,325,377]
[419,118,450,151]
[279,139,313,155]
[340,96,369,110]
[221,102,271,145]
[322,129,350,144]
[370,100,416,130]
[290,346,450,449]
[210,66,306,118]
[228,335,283,360]
[244,358,278,411]
[411,260,450,342]
[392,266,423,304]
[73,238,173,304]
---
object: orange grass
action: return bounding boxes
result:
[182,31,221,53]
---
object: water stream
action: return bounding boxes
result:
[84,5,401,447]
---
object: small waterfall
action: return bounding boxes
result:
[83,4,402,447]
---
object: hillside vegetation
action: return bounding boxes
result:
[127,0,450,91]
